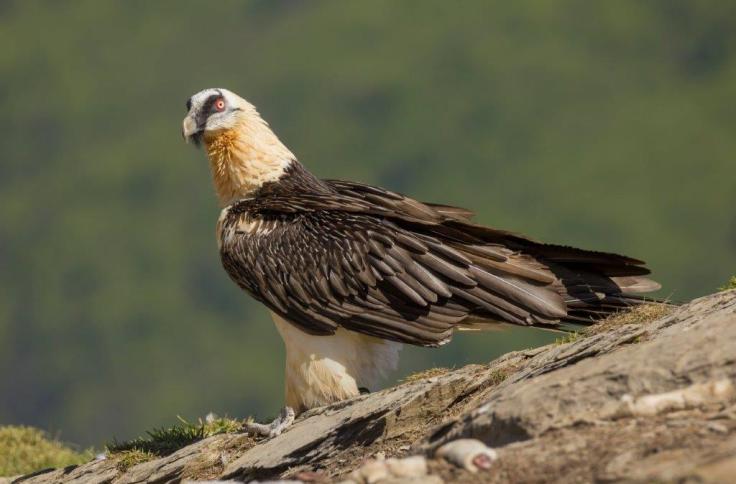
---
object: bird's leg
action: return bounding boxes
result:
[244,406,295,438]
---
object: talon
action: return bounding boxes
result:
[245,406,295,438]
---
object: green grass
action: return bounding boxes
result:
[554,331,582,346]
[1,416,247,476]
[113,450,156,472]
[106,414,243,458]
[720,276,736,291]
[488,368,510,385]
[0,426,93,477]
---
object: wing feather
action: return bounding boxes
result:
[218,179,660,346]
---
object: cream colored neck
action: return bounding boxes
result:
[204,120,295,207]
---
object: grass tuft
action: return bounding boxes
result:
[401,367,451,383]
[0,426,93,477]
[554,331,582,345]
[720,276,736,291]
[488,368,509,385]
[587,304,674,335]
[114,449,155,471]
[107,414,243,458]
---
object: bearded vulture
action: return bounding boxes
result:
[182,88,660,436]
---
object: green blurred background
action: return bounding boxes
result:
[1,0,734,448]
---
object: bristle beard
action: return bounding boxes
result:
[191,132,204,147]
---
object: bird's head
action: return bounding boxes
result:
[182,88,251,146]
[183,88,295,206]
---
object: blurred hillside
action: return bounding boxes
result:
[0,0,734,448]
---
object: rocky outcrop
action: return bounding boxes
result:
[13,291,736,483]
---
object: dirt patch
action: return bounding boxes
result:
[184,433,257,481]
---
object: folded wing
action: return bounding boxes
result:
[219,182,660,346]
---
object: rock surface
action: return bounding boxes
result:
[11,291,736,483]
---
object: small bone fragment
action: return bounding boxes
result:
[436,439,498,473]
[621,379,735,417]
[385,455,428,477]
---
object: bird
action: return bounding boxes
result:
[182,88,661,437]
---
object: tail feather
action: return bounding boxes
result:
[423,208,665,332]
[611,276,662,293]
[454,242,666,331]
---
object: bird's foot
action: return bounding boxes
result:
[244,406,295,438]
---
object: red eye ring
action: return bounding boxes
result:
[215,99,226,111]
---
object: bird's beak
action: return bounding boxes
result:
[181,114,200,143]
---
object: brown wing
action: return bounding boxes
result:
[219,184,658,347]
[327,179,660,306]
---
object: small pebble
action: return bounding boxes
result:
[385,456,427,477]
[349,455,429,483]
[294,470,326,482]
[249,481,303,484]
[181,481,242,484]
[350,459,391,483]
[707,422,729,434]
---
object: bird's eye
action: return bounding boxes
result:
[214,99,226,111]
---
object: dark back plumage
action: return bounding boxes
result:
[219,161,659,346]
